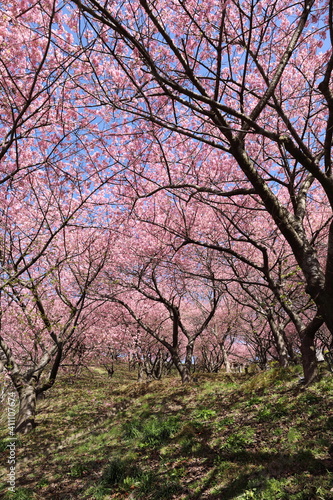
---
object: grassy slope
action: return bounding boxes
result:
[0,364,333,500]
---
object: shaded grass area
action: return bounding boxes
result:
[0,364,333,499]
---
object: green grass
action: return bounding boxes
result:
[0,363,333,499]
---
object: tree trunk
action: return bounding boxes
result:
[137,361,144,382]
[300,333,318,385]
[299,317,322,385]
[220,344,231,373]
[153,353,163,379]
[268,317,289,368]
[180,343,194,384]
[180,363,192,384]
[15,384,37,434]
[277,338,289,367]
[171,344,193,384]
[284,336,297,365]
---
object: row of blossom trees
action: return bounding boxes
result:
[67,0,333,385]
[0,0,333,432]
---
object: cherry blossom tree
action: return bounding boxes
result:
[0,221,110,433]
[194,299,244,373]
[2,0,333,416]
[68,0,333,383]
[94,219,223,383]
[0,1,130,432]
[131,180,325,376]
[0,0,125,285]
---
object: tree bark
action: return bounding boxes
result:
[137,361,144,382]
[15,383,37,434]
[180,343,194,383]
[268,315,289,368]
[180,363,192,384]
[300,316,323,385]
[220,344,231,373]
[300,334,318,385]
[171,344,193,384]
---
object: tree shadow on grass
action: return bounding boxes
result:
[14,423,333,500]
[189,449,333,500]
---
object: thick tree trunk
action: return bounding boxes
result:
[15,384,37,434]
[277,340,289,368]
[299,316,322,385]
[285,336,297,365]
[300,333,318,385]
[153,354,163,379]
[171,343,193,384]
[268,316,289,368]
[180,365,192,383]
[143,358,152,380]
[137,361,144,382]
[319,295,333,341]
[180,343,194,383]
[220,344,231,373]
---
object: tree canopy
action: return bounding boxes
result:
[1,0,333,431]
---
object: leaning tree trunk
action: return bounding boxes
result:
[300,225,333,383]
[15,383,38,434]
